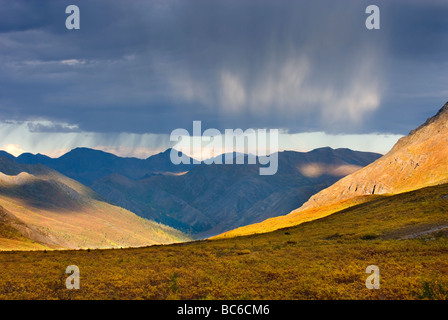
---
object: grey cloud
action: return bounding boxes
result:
[0,0,447,136]
[27,121,80,133]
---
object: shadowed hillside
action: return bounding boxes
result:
[90,148,380,237]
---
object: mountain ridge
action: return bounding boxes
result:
[13,147,194,185]
[89,148,381,237]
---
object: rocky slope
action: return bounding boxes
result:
[298,101,448,211]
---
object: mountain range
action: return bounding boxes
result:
[6,147,381,238]
[13,148,194,185]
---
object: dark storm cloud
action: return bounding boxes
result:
[0,0,447,135]
[370,0,448,134]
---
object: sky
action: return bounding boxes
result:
[0,0,447,158]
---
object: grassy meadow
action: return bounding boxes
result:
[1,183,448,300]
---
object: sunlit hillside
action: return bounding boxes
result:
[0,156,190,250]
[0,195,190,250]
[213,196,374,239]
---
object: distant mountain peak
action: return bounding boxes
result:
[435,100,448,116]
[151,148,184,156]
[0,151,15,160]
[147,148,174,159]
[65,147,116,156]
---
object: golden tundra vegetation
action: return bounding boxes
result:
[1,182,448,300]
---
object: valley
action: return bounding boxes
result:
[2,0,447,302]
